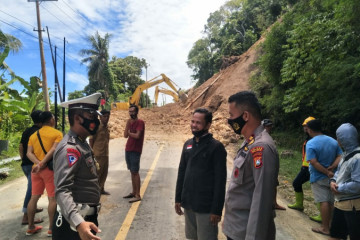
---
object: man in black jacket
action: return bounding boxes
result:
[175,108,227,240]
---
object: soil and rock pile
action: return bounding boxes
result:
[109,36,264,147]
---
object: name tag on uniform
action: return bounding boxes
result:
[187,145,192,149]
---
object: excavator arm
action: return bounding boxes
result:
[154,86,179,105]
[113,73,185,110]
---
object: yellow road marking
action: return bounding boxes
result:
[115,144,164,240]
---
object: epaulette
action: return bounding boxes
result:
[67,135,77,145]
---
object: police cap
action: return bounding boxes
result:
[60,93,102,115]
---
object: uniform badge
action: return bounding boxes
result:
[244,135,255,151]
[187,145,192,149]
[250,146,264,169]
[67,148,81,167]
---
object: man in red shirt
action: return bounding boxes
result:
[123,104,145,203]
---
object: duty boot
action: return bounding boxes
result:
[309,203,322,223]
[288,192,304,211]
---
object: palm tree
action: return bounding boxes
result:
[79,31,113,97]
[0,30,22,54]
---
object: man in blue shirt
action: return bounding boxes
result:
[306,119,342,236]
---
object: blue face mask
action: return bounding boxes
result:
[228,114,246,135]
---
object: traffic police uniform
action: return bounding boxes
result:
[223,125,279,240]
[52,93,102,239]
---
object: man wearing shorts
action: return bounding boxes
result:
[306,119,342,236]
[123,105,145,203]
[26,111,63,236]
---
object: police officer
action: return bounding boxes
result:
[52,93,102,240]
[223,91,279,240]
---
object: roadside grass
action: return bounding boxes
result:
[0,159,23,185]
[0,132,21,159]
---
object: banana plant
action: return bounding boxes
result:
[0,30,43,138]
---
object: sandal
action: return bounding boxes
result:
[123,193,135,199]
[21,218,43,225]
[26,225,43,235]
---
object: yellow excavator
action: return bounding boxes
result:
[113,73,182,110]
[154,86,179,106]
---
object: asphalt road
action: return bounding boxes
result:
[0,137,327,240]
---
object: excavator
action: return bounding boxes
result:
[154,86,179,106]
[113,73,185,110]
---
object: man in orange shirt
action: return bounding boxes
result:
[26,111,63,236]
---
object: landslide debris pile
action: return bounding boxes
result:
[109,37,264,146]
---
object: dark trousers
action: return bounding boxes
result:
[330,207,360,240]
[292,166,310,192]
[52,211,98,240]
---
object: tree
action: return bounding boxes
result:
[79,31,114,98]
[109,56,147,93]
[252,0,360,132]
[187,0,288,86]
[0,30,44,138]
[68,90,85,100]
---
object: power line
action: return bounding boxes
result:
[0,9,35,29]
[50,1,83,29]
[40,3,79,37]
[0,18,45,43]
[0,18,81,66]
[61,0,91,26]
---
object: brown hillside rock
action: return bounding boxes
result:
[109,36,265,146]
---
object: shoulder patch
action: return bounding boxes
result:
[186,144,192,150]
[250,146,264,168]
[67,148,81,167]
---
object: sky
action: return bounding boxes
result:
[1,0,227,104]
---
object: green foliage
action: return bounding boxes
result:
[79,31,114,98]
[109,56,146,94]
[252,0,360,132]
[68,90,85,100]
[75,32,149,107]
[187,0,288,86]
[0,30,44,141]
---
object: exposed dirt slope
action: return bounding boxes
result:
[108,33,326,239]
[109,36,265,147]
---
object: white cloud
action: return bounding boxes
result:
[2,0,227,103]
[66,72,88,89]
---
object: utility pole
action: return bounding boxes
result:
[29,0,58,110]
[54,46,58,129]
[62,37,66,133]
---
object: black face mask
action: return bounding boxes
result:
[130,114,137,119]
[80,115,100,135]
[228,114,246,135]
[192,129,208,138]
